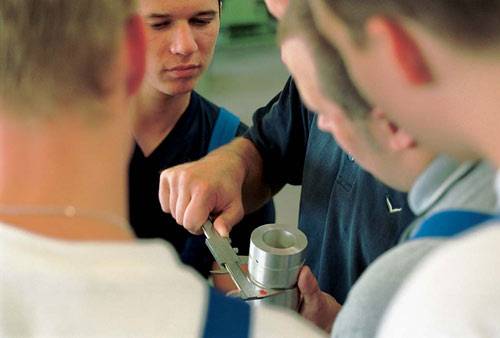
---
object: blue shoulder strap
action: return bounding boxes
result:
[202,287,251,338]
[208,107,241,152]
[410,210,497,240]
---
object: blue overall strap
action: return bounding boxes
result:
[208,107,241,152]
[202,287,251,338]
[410,210,496,240]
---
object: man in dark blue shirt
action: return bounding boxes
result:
[157,0,413,305]
[245,78,414,303]
[159,77,414,304]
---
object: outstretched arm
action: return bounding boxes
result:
[159,137,273,236]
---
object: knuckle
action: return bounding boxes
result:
[192,181,212,197]
[159,168,175,182]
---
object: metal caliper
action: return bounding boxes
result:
[202,220,307,310]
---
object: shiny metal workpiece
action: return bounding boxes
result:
[248,224,307,289]
[247,224,307,309]
[203,220,308,311]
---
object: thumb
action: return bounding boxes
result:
[298,265,321,298]
[213,203,244,237]
[298,266,339,333]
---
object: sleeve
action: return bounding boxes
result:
[244,77,313,192]
[376,225,500,338]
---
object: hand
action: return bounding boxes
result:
[298,266,342,333]
[159,150,246,236]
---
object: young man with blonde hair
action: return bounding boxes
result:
[0,1,326,336]
[277,0,496,335]
[309,0,500,336]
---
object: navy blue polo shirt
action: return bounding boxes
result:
[129,91,275,277]
[245,78,415,303]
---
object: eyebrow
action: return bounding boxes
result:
[146,10,217,20]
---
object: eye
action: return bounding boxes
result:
[150,20,171,30]
[190,16,214,26]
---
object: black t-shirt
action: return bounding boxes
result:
[129,91,275,277]
[245,78,415,303]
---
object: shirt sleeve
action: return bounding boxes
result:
[244,77,312,192]
[377,224,500,338]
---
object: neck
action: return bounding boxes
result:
[461,76,500,169]
[399,150,436,191]
[432,48,500,167]
[133,86,191,156]
[0,106,133,241]
[458,61,500,168]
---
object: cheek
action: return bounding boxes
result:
[334,130,355,155]
[145,34,167,64]
[329,121,359,157]
[143,45,167,85]
[197,27,219,58]
[145,46,161,76]
[316,115,354,154]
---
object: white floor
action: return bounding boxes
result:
[197,39,302,227]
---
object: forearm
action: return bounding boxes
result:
[208,137,273,214]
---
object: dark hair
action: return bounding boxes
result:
[323,0,500,48]
[278,0,371,119]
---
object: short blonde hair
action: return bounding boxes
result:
[278,0,371,120]
[0,0,135,115]
[323,0,500,48]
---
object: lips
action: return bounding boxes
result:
[166,64,201,78]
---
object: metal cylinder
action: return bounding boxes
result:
[248,224,307,290]
[248,288,300,310]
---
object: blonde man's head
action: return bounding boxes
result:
[0,0,136,116]
[278,0,371,120]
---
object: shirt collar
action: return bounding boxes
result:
[409,155,477,216]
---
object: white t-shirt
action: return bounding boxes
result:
[377,171,500,337]
[0,223,326,338]
[496,172,500,211]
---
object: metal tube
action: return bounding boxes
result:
[247,224,308,310]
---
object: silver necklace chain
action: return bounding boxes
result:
[0,204,132,233]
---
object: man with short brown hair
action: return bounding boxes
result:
[0,1,326,336]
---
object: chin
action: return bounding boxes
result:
[169,87,194,96]
[166,79,198,96]
[158,84,195,97]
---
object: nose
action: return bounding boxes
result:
[170,22,198,56]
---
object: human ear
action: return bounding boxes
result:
[125,14,146,96]
[367,16,432,85]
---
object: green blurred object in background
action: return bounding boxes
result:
[219,0,276,45]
